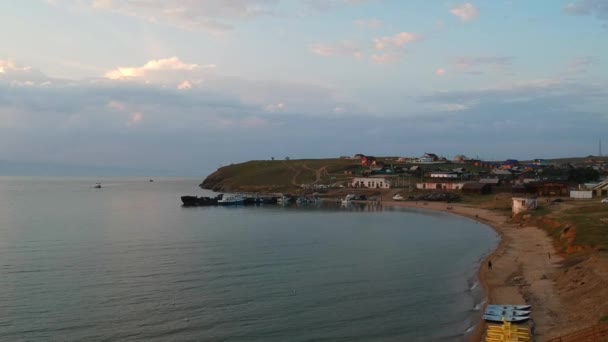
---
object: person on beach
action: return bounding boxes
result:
[488,260,492,270]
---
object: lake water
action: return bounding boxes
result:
[0,177,498,341]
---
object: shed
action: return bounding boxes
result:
[512,197,538,215]
[592,179,608,197]
[462,182,492,195]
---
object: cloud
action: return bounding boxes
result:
[264,102,287,112]
[107,100,125,111]
[453,56,512,74]
[564,0,608,22]
[435,68,447,76]
[562,56,595,77]
[373,32,419,49]
[104,57,212,81]
[177,80,193,90]
[353,18,384,29]
[48,0,281,33]
[309,41,363,59]
[127,112,143,126]
[450,3,479,22]
[371,53,399,65]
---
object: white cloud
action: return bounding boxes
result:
[310,41,363,59]
[371,53,399,65]
[305,0,373,11]
[107,100,125,111]
[373,32,419,49]
[0,59,31,74]
[450,3,479,22]
[105,57,208,80]
[264,102,287,112]
[127,112,143,126]
[333,106,345,113]
[435,68,447,76]
[353,18,384,29]
[177,80,193,90]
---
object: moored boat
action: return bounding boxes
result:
[486,305,532,311]
[218,194,245,205]
[482,314,530,323]
[392,194,404,201]
[485,309,530,316]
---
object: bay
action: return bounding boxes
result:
[0,177,498,341]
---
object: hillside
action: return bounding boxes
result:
[200,159,364,193]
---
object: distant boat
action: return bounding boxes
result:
[217,194,245,205]
[392,194,404,201]
[94,183,102,189]
[149,179,154,182]
[486,305,532,311]
[277,196,291,204]
[482,314,530,323]
[485,309,530,316]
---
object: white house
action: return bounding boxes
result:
[416,153,439,163]
[430,171,460,179]
[570,190,593,199]
[416,182,464,191]
[512,197,538,215]
[352,177,391,189]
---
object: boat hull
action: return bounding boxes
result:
[482,314,530,323]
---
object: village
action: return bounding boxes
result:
[304,153,608,202]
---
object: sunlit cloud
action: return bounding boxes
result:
[104,57,212,81]
[373,32,419,49]
[309,41,363,59]
[353,18,384,29]
[450,3,479,22]
[127,112,143,126]
[177,80,193,90]
[264,102,287,112]
[435,68,447,76]
[107,100,125,111]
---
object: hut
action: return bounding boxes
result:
[462,182,492,195]
[512,197,537,215]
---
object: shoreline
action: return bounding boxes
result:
[380,200,554,342]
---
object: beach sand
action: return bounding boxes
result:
[383,200,568,342]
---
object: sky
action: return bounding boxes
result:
[1,0,608,176]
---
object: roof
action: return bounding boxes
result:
[592,179,608,190]
[479,178,500,184]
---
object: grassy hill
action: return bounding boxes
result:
[200,158,365,193]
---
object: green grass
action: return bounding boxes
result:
[543,203,608,252]
[600,315,608,323]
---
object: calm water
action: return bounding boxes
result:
[0,177,498,341]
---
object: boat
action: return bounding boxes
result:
[482,314,530,323]
[392,194,404,201]
[94,183,102,189]
[486,305,531,311]
[217,194,245,205]
[277,196,291,204]
[485,309,530,316]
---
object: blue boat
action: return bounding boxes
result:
[483,314,530,323]
[485,309,531,316]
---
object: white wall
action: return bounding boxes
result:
[570,190,593,199]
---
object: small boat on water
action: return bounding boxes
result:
[217,194,245,205]
[482,314,530,323]
[94,183,102,189]
[487,305,531,311]
[277,196,291,204]
[485,309,530,316]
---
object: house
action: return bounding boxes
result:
[591,179,608,197]
[351,177,391,189]
[453,155,469,163]
[502,159,520,169]
[479,178,501,185]
[430,171,460,179]
[512,197,538,215]
[361,156,376,167]
[462,182,492,195]
[417,153,439,163]
[533,159,548,166]
[526,182,569,196]
[416,182,464,191]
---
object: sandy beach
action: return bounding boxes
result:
[382,199,607,342]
